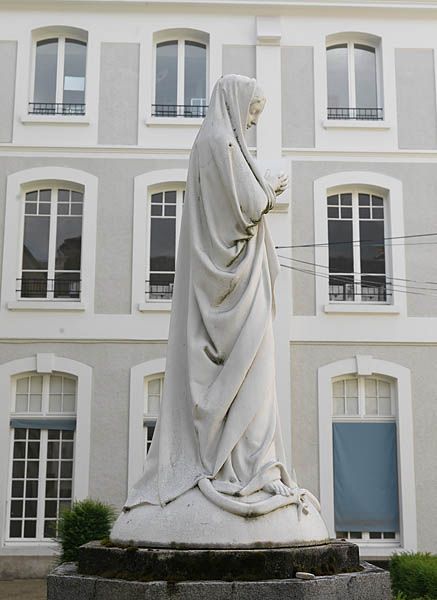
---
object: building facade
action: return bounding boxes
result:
[0,0,436,577]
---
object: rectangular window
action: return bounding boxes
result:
[327,191,388,303]
[9,427,74,540]
[143,377,162,462]
[20,188,82,301]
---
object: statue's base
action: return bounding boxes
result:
[47,558,392,600]
[110,485,329,548]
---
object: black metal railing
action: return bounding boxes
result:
[327,107,384,121]
[152,104,208,118]
[29,103,86,116]
[16,277,81,299]
[329,277,391,302]
[145,280,174,300]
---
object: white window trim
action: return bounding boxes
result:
[24,26,88,124]
[313,171,407,316]
[1,167,98,313]
[128,359,166,491]
[0,355,92,554]
[324,32,387,128]
[318,355,417,558]
[132,169,187,313]
[146,28,209,125]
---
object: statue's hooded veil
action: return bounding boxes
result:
[125,74,292,509]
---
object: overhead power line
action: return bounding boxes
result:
[275,232,437,250]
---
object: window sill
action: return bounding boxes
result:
[1,541,59,555]
[138,301,171,312]
[324,303,400,315]
[7,301,86,311]
[21,115,90,125]
[145,116,204,127]
[357,542,402,559]
[322,119,391,130]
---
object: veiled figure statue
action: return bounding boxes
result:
[112,75,329,546]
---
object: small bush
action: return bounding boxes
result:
[57,498,116,563]
[390,553,437,599]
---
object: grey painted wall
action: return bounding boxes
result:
[291,161,437,317]
[98,43,140,145]
[396,49,437,149]
[282,47,315,148]
[290,342,437,553]
[0,341,167,509]
[0,42,17,143]
[222,45,256,146]
[0,156,187,314]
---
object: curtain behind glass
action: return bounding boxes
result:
[63,39,87,104]
[327,44,349,108]
[34,39,58,104]
[155,41,178,106]
[184,42,206,107]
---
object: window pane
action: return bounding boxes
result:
[334,397,345,415]
[16,395,28,412]
[49,395,62,412]
[63,40,86,104]
[345,379,358,398]
[359,220,385,275]
[156,41,178,106]
[378,380,391,398]
[333,381,344,398]
[327,44,349,108]
[184,42,206,109]
[378,396,392,416]
[55,215,82,270]
[365,379,377,397]
[22,216,50,269]
[29,395,42,412]
[354,45,377,109]
[328,220,353,273]
[150,218,176,272]
[365,396,378,415]
[34,39,58,104]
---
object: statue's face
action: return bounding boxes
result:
[246,97,266,129]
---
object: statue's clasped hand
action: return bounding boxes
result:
[264,170,288,197]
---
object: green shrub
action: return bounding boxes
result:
[390,553,437,599]
[57,498,116,563]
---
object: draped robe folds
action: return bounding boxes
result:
[125,75,295,510]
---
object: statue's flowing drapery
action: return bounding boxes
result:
[125,75,294,510]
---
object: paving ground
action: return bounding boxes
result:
[0,579,46,600]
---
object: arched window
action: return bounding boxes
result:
[147,186,185,300]
[8,372,77,540]
[19,184,83,301]
[143,375,163,460]
[326,35,382,121]
[31,28,87,115]
[327,189,387,303]
[318,356,417,558]
[332,375,399,543]
[153,31,208,117]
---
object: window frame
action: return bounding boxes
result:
[129,359,166,490]
[326,187,390,305]
[0,355,91,552]
[146,185,185,302]
[325,33,383,121]
[318,356,417,559]
[1,167,98,313]
[143,374,163,462]
[151,29,209,120]
[313,172,406,315]
[30,29,88,116]
[132,170,187,313]
[7,372,77,543]
[18,183,84,302]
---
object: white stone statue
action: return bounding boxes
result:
[112,75,329,546]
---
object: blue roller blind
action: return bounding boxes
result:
[333,422,399,532]
[10,418,76,431]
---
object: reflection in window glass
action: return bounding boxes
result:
[327,44,349,108]
[155,41,178,106]
[354,45,377,109]
[184,42,207,107]
[63,40,87,104]
[34,39,58,104]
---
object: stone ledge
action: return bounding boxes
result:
[47,561,392,600]
[78,539,360,582]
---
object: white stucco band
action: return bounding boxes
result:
[318,355,417,558]
[1,166,98,314]
[313,171,407,317]
[0,354,92,555]
[128,358,166,491]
